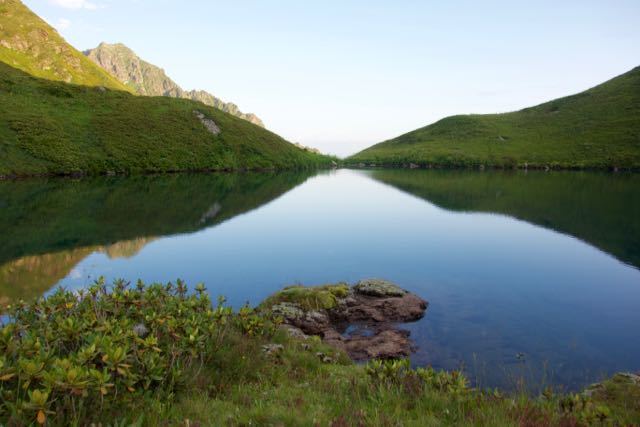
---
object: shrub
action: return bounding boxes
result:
[366,359,469,397]
[0,278,241,425]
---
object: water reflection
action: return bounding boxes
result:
[0,172,314,302]
[368,169,640,270]
[1,169,638,390]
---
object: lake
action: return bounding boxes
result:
[1,169,639,391]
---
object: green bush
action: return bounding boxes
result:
[366,359,469,397]
[0,279,637,426]
[0,278,254,425]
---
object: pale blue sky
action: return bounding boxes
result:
[25,0,640,156]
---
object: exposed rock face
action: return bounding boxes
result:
[324,328,414,360]
[331,290,427,324]
[194,111,221,135]
[266,280,427,360]
[83,43,264,127]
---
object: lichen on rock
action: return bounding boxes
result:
[270,302,305,321]
[354,278,407,297]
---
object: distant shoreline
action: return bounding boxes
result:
[344,162,640,172]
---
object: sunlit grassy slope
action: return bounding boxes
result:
[0,0,129,91]
[351,67,640,169]
[0,1,330,175]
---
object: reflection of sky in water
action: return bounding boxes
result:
[51,170,640,390]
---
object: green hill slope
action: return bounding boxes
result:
[84,42,264,127]
[0,0,129,91]
[0,1,330,176]
[0,63,329,175]
[351,67,640,169]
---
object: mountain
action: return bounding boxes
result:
[0,0,129,91]
[0,1,330,176]
[350,67,640,169]
[84,42,264,127]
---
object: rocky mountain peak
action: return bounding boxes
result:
[84,42,264,127]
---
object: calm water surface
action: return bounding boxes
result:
[1,169,639,390]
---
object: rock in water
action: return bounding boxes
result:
[263,279,428,360]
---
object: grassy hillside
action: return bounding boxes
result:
[0,1,330,175]
[351,67,640,169]
[0,0,129,91]
[0,62,331,175]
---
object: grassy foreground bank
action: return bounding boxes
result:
[1,281,638,426]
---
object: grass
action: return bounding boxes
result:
[0,62,334,176]
[259,283,350,311]
[349,66,640,169]
[1,280,639,426]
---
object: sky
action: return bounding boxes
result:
[24,0,640,157]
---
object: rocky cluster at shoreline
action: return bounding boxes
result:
[264,279,428,360]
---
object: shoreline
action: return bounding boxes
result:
[344,162,640,172]
[3,163,639,181]
[1,279,638,425]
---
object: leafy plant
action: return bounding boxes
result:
[559,393,612,424]
[0,278,280,425]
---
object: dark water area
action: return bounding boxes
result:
[1,169,639,391]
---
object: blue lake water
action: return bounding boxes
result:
[1,169,639,390]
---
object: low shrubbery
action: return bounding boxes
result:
[1,280,639,426]
[0,278,276,424]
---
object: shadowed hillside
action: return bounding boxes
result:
[0,1,330,175]
[0,63,330,175]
